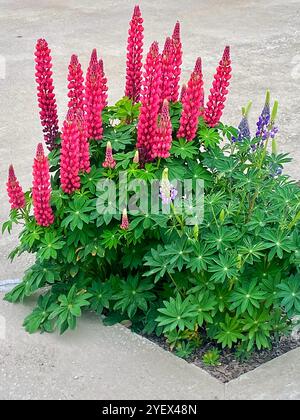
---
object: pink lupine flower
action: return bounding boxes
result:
[34,39,59,150]
[125,5,144,103]
[102,141,116,169]
[75,109,90,173]
[32,143,54,226]
[67,54,84,112]
[85,51,106,140]
[99,59,108,108]
[160,37,174,103]
[137,41,162,162]
[180,83,187,102]
[177,57,204,141]
[170,22,182,102]
[151,100,172,159]
[120,208,129,230]
[6,165,25,210]
[204,46,232,127]
[60,109,81,194]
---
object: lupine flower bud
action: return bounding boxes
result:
[205,46,232,127]
[67,54,84,112]
[85,50,106,140]
[133,150,139,164]
[102,141,116,169]
[161,37,174,103]
[125,5,144,103]
[6,165,25,210]
[32,144,54,226]
[34,39,59,150]
[255,91,279,143]
[60,109,81,194]
[151,100,172,159]
[159,168,178,204]
[232,101,252,143]
[120,208,129,230]
[170,22,182,102]
[137,42,162,161]
[177,57,204,141]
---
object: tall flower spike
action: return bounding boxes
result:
[180,83,187,102]
[161,37,174,103]
[151,100,172,159]
[120,208,129,230]
[170,21,183,102]
[125,5,144,103]
[75,109,90,173]
[67,54,84,112]
[204,46,232,127]
[232,101,252,143]
[34,39,59,150]
[137,41,162,162]
[85,51,104,140]
[177,57,204,141]
[102,141,116,169]
[60,109,81,194]
[99,59,108,108]
[6,165,25,210]
[32,143,54,226]
[159,168,178,205]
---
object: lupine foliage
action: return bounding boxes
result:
[3,6,300,360]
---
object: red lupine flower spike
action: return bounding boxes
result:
[32,143,54,226]
[102,141,116,169]
[34,38,59,150]
[161,37,174,103]
[151,100,172,159]
[177,57,204,142]
[67,54,84,112]
[180,83,187,102]
[99,59,108,108]
[125,5,144,103]
[85,51,108,140]
[6,165,26,210]
[170,21,182,102]
[204,46,232,127]
[75,109,90,173]
[120,208,129,230]
[60,110,81,194]
[137,41,162,162]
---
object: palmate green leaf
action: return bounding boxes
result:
[189,291,217,326]
[242,309,272,351]
[88,281,112,314]
[101,228,121,250]
[238,237,268,265]
[23,294,54,334]
[277,274,300,316]
[198,126,221,148]
[186,243,215,273]
[208,254,238,283]
[229,279,266,316]
[261,275,281,308]
[204,226,240,253]
[156,294,198,332]
[143,245,174,282]
[102,126,135,151]
[62,197,95,231]
[260,229,295,261]
[162,238,193,272]
[48,286,92,334]
[113,275,155,318]
[246,209,276,235]
[215,314,244,348]
[37,232,65,261]
[170,139,199,160]
[81,167,105,194]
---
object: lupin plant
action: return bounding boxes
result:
[3,6,300,361]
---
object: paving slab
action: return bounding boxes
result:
[225,347,300,400]
[0,294,224,400]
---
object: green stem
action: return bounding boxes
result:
[168,272,184,297]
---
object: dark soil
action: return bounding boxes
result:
[145,333,300,383]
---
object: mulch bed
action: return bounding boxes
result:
[145,333,300,383]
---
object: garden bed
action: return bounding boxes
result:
[146,333,300,382]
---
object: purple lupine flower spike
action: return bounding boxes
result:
[232,101,251,142]
[159,168,178,204]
